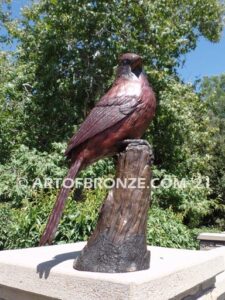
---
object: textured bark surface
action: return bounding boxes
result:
[73,142,153,273]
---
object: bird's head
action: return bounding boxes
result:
[117,53,142,78]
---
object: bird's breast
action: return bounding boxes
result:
[114,80,142,98]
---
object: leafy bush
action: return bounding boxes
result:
[0,142,114,207]
[147,206,199,249]
[0,143,67,207]
[0,204,14,250]
[0,188,105,249]
[152,168,212,228]
[0,187,199,250]
[150,80,216,176]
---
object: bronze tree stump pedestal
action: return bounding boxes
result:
[73,141,153,273]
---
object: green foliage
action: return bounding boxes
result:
[0,0,224,250]
[147,206,199,249]
[0,142,114,207]
[0,190,199,250]
[152,168,212,228]
[145,79,218,228]
[199,74,225,225]
[0,143,67,206]
[0,204,13,250]
[3,0,223,150]
[0,188,105,249]
[80,158,115,179]
[152,79,216,175]
[58,189,104,243]
[0,52,24,163]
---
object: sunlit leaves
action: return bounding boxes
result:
[2,0,223,150]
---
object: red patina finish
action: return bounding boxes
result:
[40,53,156,246]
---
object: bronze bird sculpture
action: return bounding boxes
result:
[40,53,156,246]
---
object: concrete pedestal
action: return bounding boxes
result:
[0,242,225,300]
[198,232,225,250]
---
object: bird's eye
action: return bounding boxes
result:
[121,59,131,65]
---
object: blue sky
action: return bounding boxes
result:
[178,29,225,83]
[9,0,29,18]
[2,0,225,83]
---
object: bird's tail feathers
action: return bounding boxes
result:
[39,159,82,246]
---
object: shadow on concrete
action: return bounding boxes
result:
[36,251,81,279]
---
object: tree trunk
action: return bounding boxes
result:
[73,141,153,273]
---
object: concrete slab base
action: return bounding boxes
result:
[198,233,225,250]
[0,242,225,300]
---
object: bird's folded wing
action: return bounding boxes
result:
[65,96,139,156]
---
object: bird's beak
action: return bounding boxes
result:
[131,57,142,70]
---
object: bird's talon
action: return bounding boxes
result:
[122,139,152,149]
